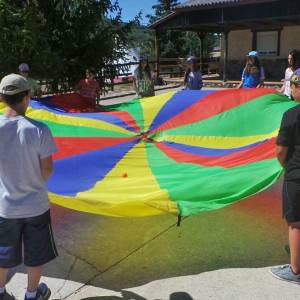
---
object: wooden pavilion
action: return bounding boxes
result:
[150,0,300,81]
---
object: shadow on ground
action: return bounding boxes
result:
[78,291,193,300]
[10,179,288,298]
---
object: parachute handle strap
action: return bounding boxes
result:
[177,214,182,227]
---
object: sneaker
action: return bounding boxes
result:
[24,283,51,300]
[270,264,300,284]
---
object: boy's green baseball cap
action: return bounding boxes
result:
[0,74,30,95]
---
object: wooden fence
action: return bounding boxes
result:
[39,57,223,95]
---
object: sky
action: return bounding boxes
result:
[118,0,157,25]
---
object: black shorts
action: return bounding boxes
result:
[0,210,58,268]
[283,180,300,223]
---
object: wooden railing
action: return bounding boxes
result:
[158,57,220,78]
[100,57,221,92]
[38,57,221,95]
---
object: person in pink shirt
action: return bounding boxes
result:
[76,68,100,106]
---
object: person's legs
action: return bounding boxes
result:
[23,211,57,299]
[27,266,42,292]
[270,181,300,283]
[0,268,8,288]
[0,268,8,296]
[0,217,22,295]
[289,221,300,274]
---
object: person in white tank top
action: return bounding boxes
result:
[280,50,300,98]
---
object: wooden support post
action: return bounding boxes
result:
[177,214,182,227]
[197,32,206,73]
[155,29,161,79]
[222,30,229,83]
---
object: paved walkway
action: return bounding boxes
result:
[6,90,300,299]
[100,85,182,105]
[6,181,300,299]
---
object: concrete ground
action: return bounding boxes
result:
[100,85,183,105]
[6,181,300,300]
[5,88,300,299]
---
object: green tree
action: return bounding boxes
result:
[127,25,156,60]
[147,1,219,59]
[182,32,219,58]
[147,0,181,24]
[147,0,183,58]
[0,0,137,92]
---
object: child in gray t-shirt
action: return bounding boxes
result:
[0,74,57,300]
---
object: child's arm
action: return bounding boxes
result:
[276,111,292,168]
[257,67,265,88]
[40,156,54,181]
[183,71,189,89]
[276,145,288,168]
[279,83,285,93]
[237,80,244,88]
[199,72,203,89]
[238,68,246,88]
[256,79,264,88]
[133,78,138,94]
[33,80,42,98]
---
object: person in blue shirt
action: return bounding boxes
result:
[183,56,203,90]
[238,51,265,88]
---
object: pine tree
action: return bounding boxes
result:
[147,0,183,58]
[147,0,181,24]
[147,0,219,60]
[0,0,138,92]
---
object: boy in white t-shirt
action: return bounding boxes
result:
[0,74,57,300]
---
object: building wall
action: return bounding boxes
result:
[227,30,253,60]
[221,26,300,60]
[281,26,300,57]
[220,26,300,80]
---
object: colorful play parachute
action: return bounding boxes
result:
[0,89,296,217]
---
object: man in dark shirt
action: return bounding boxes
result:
[271,69,300,284]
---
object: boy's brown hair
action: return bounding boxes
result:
[0,74,30,106]
[0,90,30,106]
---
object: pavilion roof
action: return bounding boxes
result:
[178,0,277,9]
[150,0,290,32]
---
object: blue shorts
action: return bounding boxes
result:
[0,210,58,268]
